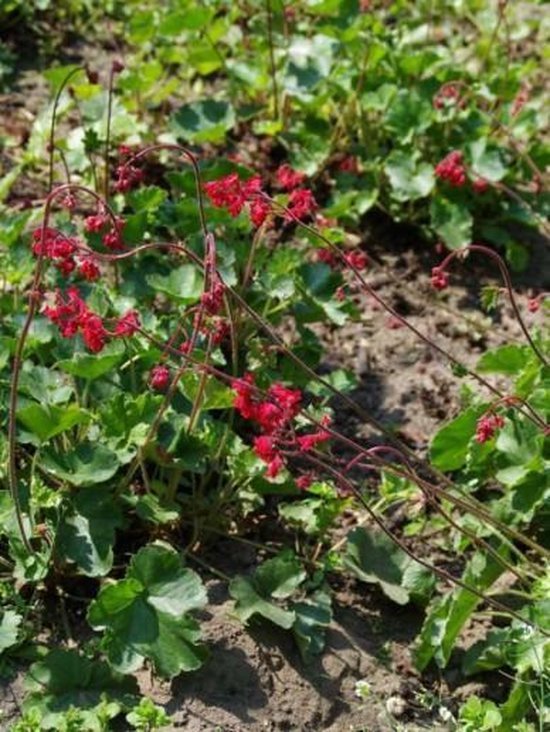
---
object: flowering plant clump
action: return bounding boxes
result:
[1,2,548,728]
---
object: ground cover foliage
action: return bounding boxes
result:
[0,0,548,729]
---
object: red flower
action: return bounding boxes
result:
[204,173,246,217]
[149,365,170,391]
[286,188,317,221]
[338,156,359,174]
[344,250,369,270]
[472,177,489,194]
[114,164,144,193]
[431,267,449,290]
[435,151,466,187]
[275,164,306,191]
[317,249,338,267]
[296,474,313,490]
[475,413,505,443]
[115,310,140,337]
[84,213,108,233]
[78,257,101,281]
[527,296,541,313]
[296,429,330,452]
[80,312,107,353]
[249,199,271,227]
[43,287,107,353]
[233,373,257,420]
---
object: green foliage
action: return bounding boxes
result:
[343,527,435,606]
[88,544,208,678]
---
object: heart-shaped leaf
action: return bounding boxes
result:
[88,544,208,678]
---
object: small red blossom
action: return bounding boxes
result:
[296,475,313,490]
[233,373,257,420]
[317,249,338,267]
[84,213,108,233]
[115,310,140,337]
[275,164,306,191]
[204,173,246,217]
[149,365,170,391]
[56,257,77,276]
[286,188,317,221]
[344,250,369,271]
[435,150,467,187]
[80,312,107,353]
[472,177,490,194]
[431,267,449,290]
[433,83,461,110]
[296,429,330,452]
[527,296,541,313]
[114,164,144,193]
[201,280,225,316]
[476,413,505,443]
[386,316,404,330]
[338,156,359,174]
[249,198,271,227]
[77,257,101,282]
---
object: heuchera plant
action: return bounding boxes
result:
[0,19,548,727]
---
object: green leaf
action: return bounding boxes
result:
[40,442,122,486]
[385,151,434,201]
[415,552,505,670]
[430,196,473,250]
[477,345,530,375]
[17,403,90,443]
[171,99,235,144]
[292,590,332,663]
[179,373,235,410]
[430,406,485,471]
[254,550,307,599]
[229,576,296,629]
[0,610,22,654]
[469,138,507,182]
[57,341,125,380]
[18,364,73,404]
[56,490,124,577]
[88,544,207,678]
[384,90,433,142]
[343,527,434,605]
[146,265,203,304]
[127,186,167,212]
[23,649,138,727]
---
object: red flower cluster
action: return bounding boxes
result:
[344,250,369,271]
[338,156,360,174]
[475,413,505,443]
[286,188,317,221]
[433,84,462,110]
[204,173,270,227]
[233,374,330,479]
[149,364,170,391]
[114,164,144,193]
[472,177,490,194]
[527,296,541,313]
[275,164,305,190]
[435,151,466,187]
[43,288,139,353]
[43,288,106,352]
[32,228,101,281]
[84,211,125,250]
[431,267,449,290]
